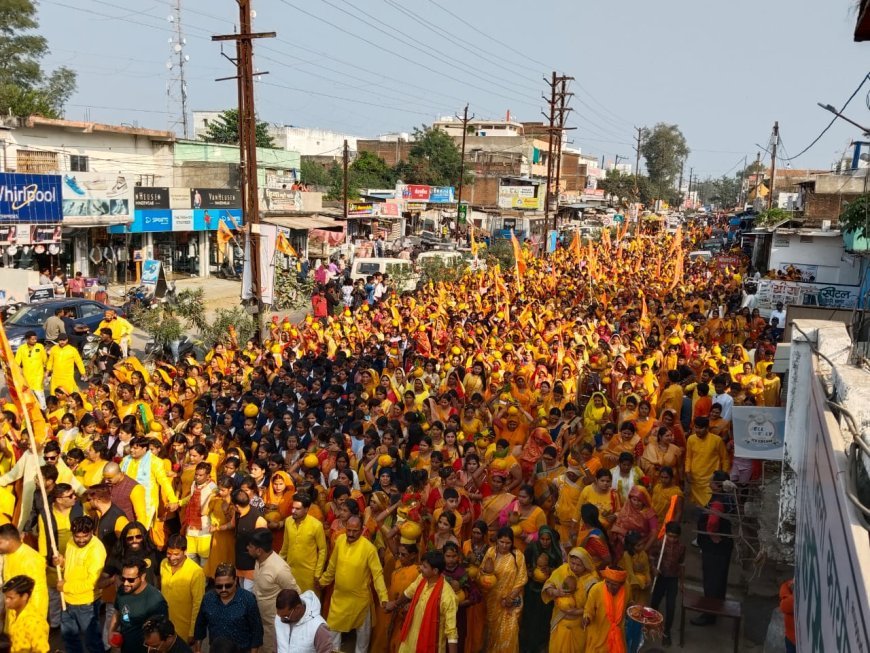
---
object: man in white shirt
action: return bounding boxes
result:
[768,302,786,327]
[711,375,734,422]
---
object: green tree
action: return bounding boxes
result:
[300,157,332,188]
[395,125,472,187]
[597,170,656,207]
[840,194,870,239]
[0,0,77,118]
[350,151,396,190]
[640,123,690,198]
[200,108,275,148]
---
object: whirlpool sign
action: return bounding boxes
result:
[0,173,64,223]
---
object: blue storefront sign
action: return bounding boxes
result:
[109,208,243,233]
[428,186,455,204]
[0,173,63,223]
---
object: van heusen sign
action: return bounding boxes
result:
[0,172,63,223]
[794,376,870,652]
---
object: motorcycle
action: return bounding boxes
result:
[122,285,159,314]
[144,334,201,364]
[216,258,243,280]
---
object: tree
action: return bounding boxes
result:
[840,194,870,239]
[300,157,332,189]
[325,151,396,200]
[396,125,472,187]
[200,108,275,148]
[597,170,656,207]
[0,0,77,118]
[640,123,689,199]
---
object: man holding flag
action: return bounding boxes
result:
[13,332,47,409]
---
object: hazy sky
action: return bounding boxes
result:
[38,0,869,178]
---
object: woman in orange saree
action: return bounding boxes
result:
[462,520,489,653]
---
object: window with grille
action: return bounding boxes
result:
[70,155,89,172]
[15,149,59,173]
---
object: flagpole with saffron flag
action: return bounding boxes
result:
[0,318,66,607]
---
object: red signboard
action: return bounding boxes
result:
[402,185,431,201]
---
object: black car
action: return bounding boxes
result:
[4,298,124,352]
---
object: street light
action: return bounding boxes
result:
[817,102,870,136]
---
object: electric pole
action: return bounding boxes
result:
[213,0,275,336]
[633,126,643,191]
[542,72,574,231]
[750,151,762,203]
[677,161,684,210]
[455,104,474,232]
[342,139,349,222]
[768,121,779,210]
[687,167,694,209]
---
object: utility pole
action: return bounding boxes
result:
[738,154,748,207]
[687,167,694,209]
[342,139,349,224]
[768,121,779,210]
[677,161,684,209]
[213,0,275,336]
[455,104,474,231]
[633,126,643,190]
[542,72,574,231]
[750,151,762,203]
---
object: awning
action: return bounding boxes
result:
[62,215,133,228]
[264,215,343,230]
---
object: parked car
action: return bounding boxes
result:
[4,298,124,352]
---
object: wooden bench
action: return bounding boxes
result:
[679,590,742,653]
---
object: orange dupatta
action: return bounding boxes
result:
[603,584,628,653]
[400,575,445,653]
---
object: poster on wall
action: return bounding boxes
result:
[241,223,276,306]
[134,187,170,209]
[0,225,17,244]
[141,260,161,285]
[756,279,860,315]
[30,225,62,244]
[191,188,241,210]
[732,407,785,460]
[262,188,302,211]
[61,172,134,219]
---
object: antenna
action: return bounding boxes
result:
[166,0,190,138]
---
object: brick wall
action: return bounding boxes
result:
[356,140,414,167]
[802,192,861,226]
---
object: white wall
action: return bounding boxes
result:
[768,233,859,285]
[269,127,361,156]
[8,126,174,185]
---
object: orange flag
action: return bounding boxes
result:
[470,226,478,258]
[0,319,49,443]
[276,231,297,257]
[602,227,612,252]
[217,219,234,246]
[510,230,527,276]
[570,229,582,261]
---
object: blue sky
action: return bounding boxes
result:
[38,0,869,178]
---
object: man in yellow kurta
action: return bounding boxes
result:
[0,523,48,629]
[97,310,133,357]
[684,416,728,507]
[279,493,327,594]
[160,534,205,644]
[55,515,107,653]
[583,566,628,653]
[119,438,178,529]
[318,515,389,653]
[46,333,86,394]
[14,332,48,408]
[392,550,459,653]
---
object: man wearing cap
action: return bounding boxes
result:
[583,566,628,652]
[97,309,133,358]
[46,332,86,394]
[14,331,48,409]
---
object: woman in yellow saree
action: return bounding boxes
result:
[542,547,600,653]
[481,526,528,653]
[582,392,612,443]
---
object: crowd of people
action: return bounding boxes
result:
[0,220,783,653]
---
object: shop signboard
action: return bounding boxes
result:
[428,186,455,204]
[348,202,374,217]
[732,406,785,460]
[61,172,133,220]
[0,173,63,223]
[457,203,468,224]
[191,188,241,210]
[401,184,431,202]
[265,172,297,188]
[375,201,401,218]
[194,208,242,231]
[794,377,870,652]
[169,188,192,209]
[141,260,161,285]
[262,188,302,211]
[172,210,193,232]
[405,202,426,212]
[28,284,55,302]
[756,279,859,315]
[133,187,170,209]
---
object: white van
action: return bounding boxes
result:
[350,258,419,291]
[416,250,464,266]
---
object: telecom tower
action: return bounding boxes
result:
[167,0,189,138]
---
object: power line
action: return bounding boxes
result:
[781,73,870,162]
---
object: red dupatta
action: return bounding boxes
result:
[400,575,445,653]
